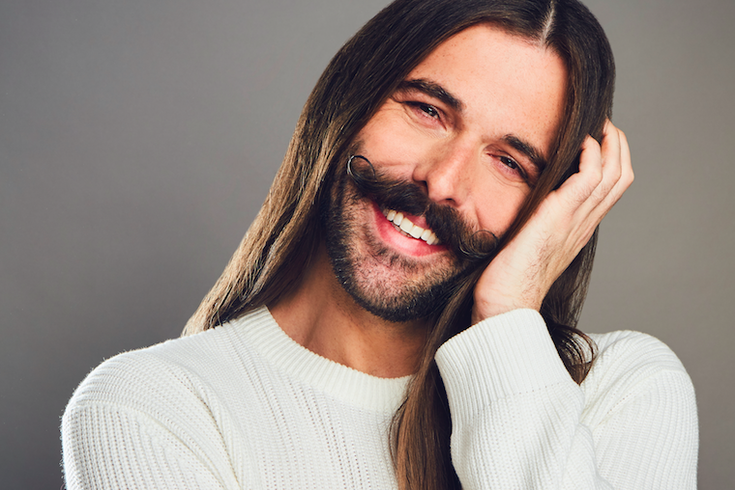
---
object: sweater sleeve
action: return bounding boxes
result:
[61,350,247,490]
[434,309,698,489]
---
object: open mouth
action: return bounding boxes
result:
[382,208,441,245]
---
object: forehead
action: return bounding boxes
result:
[406,24,568,158]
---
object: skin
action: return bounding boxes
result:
[270,24,633,378]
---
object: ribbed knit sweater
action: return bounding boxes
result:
[61,307,698,489]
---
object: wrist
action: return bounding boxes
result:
[471,295,541,325]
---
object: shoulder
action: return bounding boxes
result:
[586,330,690,382]
[579,331,699,485]
[66,332,214,419]
[64,311,266,422]
[61,317,268,488]
[582,330,697,426]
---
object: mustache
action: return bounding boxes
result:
[346,154,498,261]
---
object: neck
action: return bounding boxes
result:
[268,244,428,378]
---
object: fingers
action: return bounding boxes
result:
[600,120,622,186]
[579,134,604,197]
[597,120,634,211]
[534,119,633,257]
[564,120,632,210]
[610,122,634,193]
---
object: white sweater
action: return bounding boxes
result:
[62,307,698,489]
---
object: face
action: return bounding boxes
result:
[323,24,568,322]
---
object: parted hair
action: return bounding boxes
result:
[185,1,614,488]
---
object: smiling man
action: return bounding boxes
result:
[62,1,698,489]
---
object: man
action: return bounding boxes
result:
[62,0,698,488]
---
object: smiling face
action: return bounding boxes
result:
[323,23,568,322]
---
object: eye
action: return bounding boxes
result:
[499,156,520,170]
[418,103,440,118]
[497,155,530,183]
[406,101,441,120]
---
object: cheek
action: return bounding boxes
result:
[473,183,529,236]
[357,116,436,175]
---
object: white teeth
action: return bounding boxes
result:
[383,208,441,245]
[399,218,414,234]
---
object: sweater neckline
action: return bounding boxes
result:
[230,306,411,413]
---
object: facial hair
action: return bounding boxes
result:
[320,152,498,323]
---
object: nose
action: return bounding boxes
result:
[411,138,474,207]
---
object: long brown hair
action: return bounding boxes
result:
[185,1,614,488]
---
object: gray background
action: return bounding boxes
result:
[1,0,733,488]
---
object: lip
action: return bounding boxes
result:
[371,201,447,257]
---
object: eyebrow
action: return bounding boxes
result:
[396,79,464,112]
[502,134,548,174]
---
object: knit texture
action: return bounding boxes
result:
[62,307,698,489]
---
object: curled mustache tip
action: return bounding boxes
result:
[458,230,499,260]
[347,154,376,183]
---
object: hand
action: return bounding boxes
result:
[472,120,633,324]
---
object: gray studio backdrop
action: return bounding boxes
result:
[1,0,733,488]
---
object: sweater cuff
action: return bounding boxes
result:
[435,309,576,418]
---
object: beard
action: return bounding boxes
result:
[320,152,498,323]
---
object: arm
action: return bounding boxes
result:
[435,311,698,489]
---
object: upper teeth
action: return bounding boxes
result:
[384,209,441,245]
